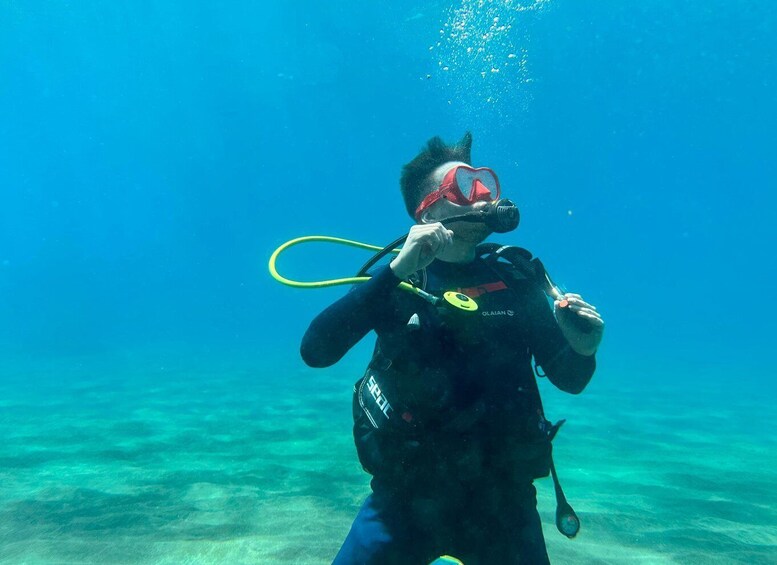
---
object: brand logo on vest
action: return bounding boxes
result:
[367,375,393,418]
[482,309,514,317]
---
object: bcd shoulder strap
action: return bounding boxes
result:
[476,243,557,299]
[475,242,581,538]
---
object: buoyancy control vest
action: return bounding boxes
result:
[352,244,582,538]
[353,243,555,438]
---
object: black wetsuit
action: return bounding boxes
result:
[301,257,595,565]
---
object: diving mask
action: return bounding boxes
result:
[415,165,501,221]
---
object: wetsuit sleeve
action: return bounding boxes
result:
[525,283,596,394]
[300,265,402,368]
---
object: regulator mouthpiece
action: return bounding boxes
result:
[483,198,520,233]
[441,198,520,233]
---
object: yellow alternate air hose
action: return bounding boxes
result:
[268,235,478,311]
[268,235,401,288]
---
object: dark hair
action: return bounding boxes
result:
[399,132,473,218]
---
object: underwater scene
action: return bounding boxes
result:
[1,1,775,563]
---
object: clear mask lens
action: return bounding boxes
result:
[455,168,499,200]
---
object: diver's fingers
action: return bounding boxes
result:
[406,223,453,259]
[568,302,600,315]
[565,294,597,310]
[411,224,442,245]
[433,229,446,252]
[568,302,602,317]
[420,223,453,242]
[430,224,453,252]
[577,310,605,328]
[569,306,604,325]
[421,230,443,253]
[428,227,453,254]
[416,223,447,240]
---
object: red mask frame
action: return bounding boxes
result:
[414,165,501,221]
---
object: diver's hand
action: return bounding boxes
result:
[554,293,604,356]
[390,223,453,280]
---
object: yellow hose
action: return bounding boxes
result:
[268,235,418,294]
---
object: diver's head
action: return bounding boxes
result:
[400,133,503,243]
[419,162,499,243]
[400,132,474,219]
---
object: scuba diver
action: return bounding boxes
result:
[299,133,604,564]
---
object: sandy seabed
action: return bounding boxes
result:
[0,354,774,564]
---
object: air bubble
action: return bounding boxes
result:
[429,0,550,118]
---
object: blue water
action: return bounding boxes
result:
[1,1,775,563]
